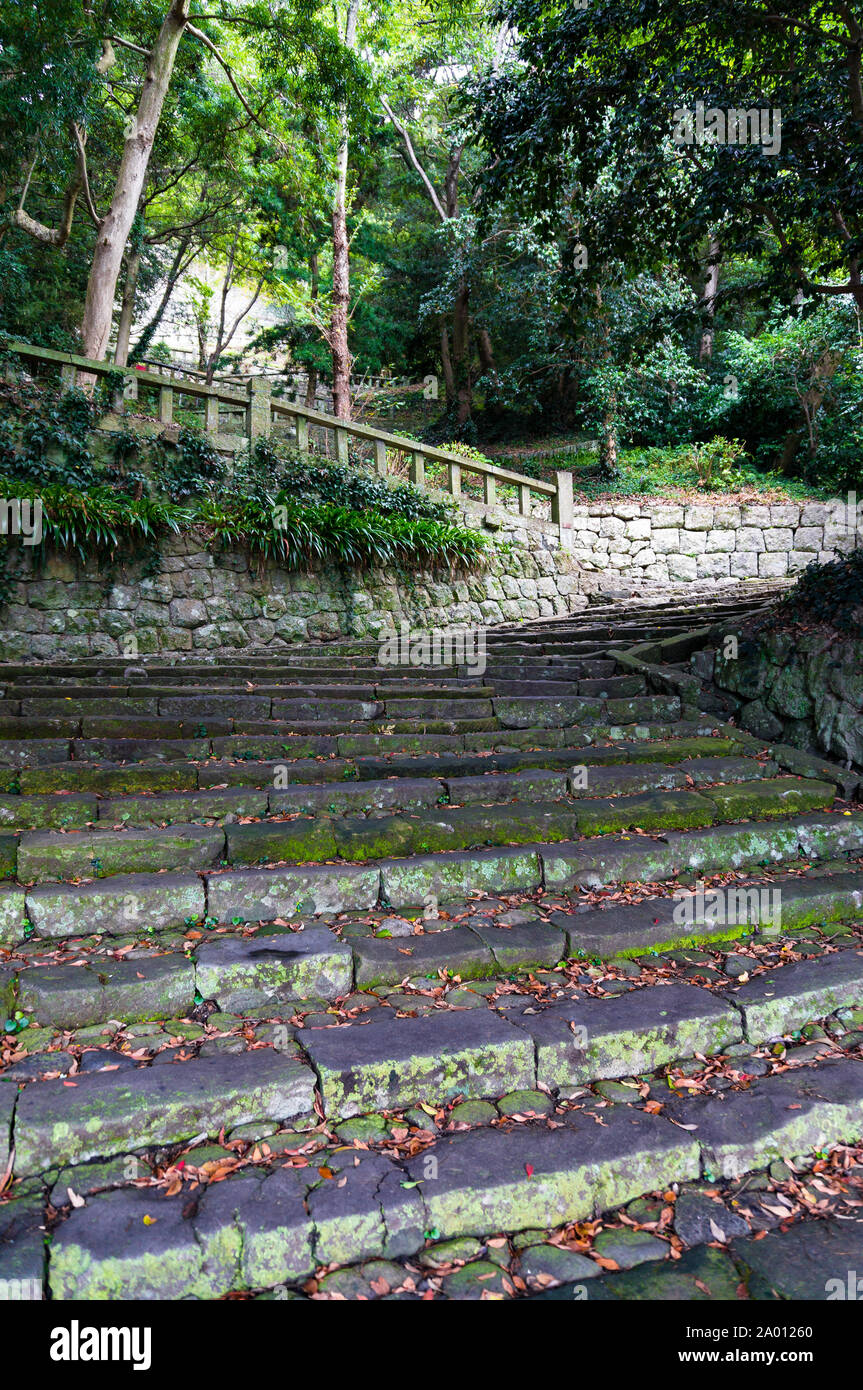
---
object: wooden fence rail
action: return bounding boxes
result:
[4,341,573,542]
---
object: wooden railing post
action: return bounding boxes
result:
[409,451,425,488]
[483,472,496,507]
[159,384,174,425]
[448,460,462,496]
[205,392,220,436]
[60,362,76,392]
[335,426,349,466]
[296,414,309,456]
[552,468,574,543]
[374,438,388,476]
[519,483,532,516]
[247,376,272,443]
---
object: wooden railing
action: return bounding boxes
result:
[4,341,574,541]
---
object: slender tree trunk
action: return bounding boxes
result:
[80,0,191,360]
[114,249,142,366]
[304,252,320,408]
[440,324,455,406]
[330,0,360,421]
[451,279,472,426]
[699,235,720,361]
[476,326,496,376]
[129,233,193,363]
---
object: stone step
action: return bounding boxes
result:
[6,810,862,944]
[10,1047,317,1176]
[7,726,741,794]
[39,1058,863,1297]
[11,772,834,884]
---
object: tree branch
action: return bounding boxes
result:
[381,95,447,222]
[72,123,102,228]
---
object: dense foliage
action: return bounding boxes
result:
[1,1,861,490]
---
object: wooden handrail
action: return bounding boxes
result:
[4,339,573,540]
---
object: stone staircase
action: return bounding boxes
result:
[1,587,862,1300]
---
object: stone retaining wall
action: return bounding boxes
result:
[566,499,848,583]
[0,533,588,660]
[0,494,843,660]
[712,627,863,768]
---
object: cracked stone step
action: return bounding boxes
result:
[730,948,863,1041]
[195,927,352,1011]
[304,1008,535,1119]
[16,954,194,1030]
[507,982,742,1090]
[13,1048,316,1176]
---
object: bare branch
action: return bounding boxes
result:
[381,95,447,222]
[72,123,102,228]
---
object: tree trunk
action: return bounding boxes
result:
[440,324,455,406]
[80,0,191,360]
[129,233,193,364]
[330,0,359,421]
[476,326,496,376]
[452,279,472,426]
[114,249,142,366]
[699,235,720,361]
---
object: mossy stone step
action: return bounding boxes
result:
[509,982,741,1089]
[730,950,863,1041]
[0,833,17,879]
[352,926,496,987]
[13,1049,316,1175]
[379,847,542,910]
[0,739,71,768]
[99,788,269,825]
[19,762,199,794]
[700,777,835,820]
[573,789,717,835]
[17,823,224,881]
[0,794,92,830]
[404,1110,700,1243]
[667,1056,863,1178]
[445,769,569,804]
[195,927,352,1011]
[304,1009,535,1119]
[269,777,445,816]
[25,871,205,939]
[207,862,380,921]
[493,696,605,729]
[226,818,340,865]
[20,697,158,718]
[332,802,579,862]
[17,954,194,1029]
[71,737,210,763]
[544,811,863,892]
